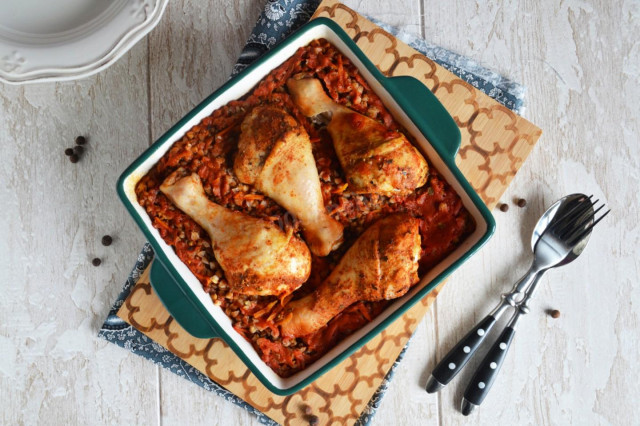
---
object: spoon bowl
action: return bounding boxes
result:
[530,193,594,270]
[530,194,586,250]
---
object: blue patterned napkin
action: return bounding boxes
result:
[99,1,526,424]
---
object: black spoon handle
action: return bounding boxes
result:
[425,315,497,392]
[461,325,516,415]
[460,275,541,414]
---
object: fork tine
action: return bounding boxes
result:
[563,210,595,242]
[550,196,594,236]
[591,204,606,217]
[548,196,591,232]
[567,208,610,245]
[558,203,603,240]
[592,208,611,227]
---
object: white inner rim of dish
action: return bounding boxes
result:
[122,23,489,390]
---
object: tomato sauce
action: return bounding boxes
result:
[135,39,475,377]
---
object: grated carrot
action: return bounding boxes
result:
[332,183,349,194]
[243,193,265,201]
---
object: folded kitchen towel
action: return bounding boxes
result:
[99,1,526,425]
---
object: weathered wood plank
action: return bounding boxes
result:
[0,41,157,424]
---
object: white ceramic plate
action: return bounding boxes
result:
[0,0,168,84]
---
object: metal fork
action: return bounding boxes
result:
[424,194,609,415]
[459,196,609,414]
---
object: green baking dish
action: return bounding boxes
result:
[117,17,495,395]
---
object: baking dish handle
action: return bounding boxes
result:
[149,259,220,339]
[385,75,461,160]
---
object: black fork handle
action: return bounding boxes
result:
[461,326,516,415]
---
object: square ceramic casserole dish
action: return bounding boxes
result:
[117,17,495,395]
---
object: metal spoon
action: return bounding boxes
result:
[425,194,609,401]
[460,194,608,414]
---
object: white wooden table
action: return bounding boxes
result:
[1,1,638,424]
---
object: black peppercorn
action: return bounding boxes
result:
[517,198,527,208]
[69,154,79,163]
[549,309,561,319]
[75,136,87,145]
[92,258,102,266]
[64,148,74,156]
[74,145,84,155]
[308,415,319,426]
[101,235,113,246]
[499,203,509,212]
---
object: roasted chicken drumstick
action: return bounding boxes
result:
[279,213,422,338]
[234,105,344,256]
[160,172,311,297]
[287,77,429,196]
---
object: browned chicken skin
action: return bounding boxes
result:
[279,213,422,338]
[160,172,311,297]
[287,77,429,196]
[234,105,344,256]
